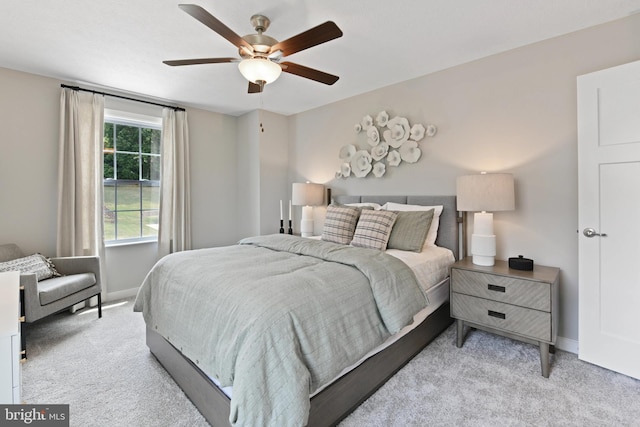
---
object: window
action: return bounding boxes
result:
[103,118,161,243]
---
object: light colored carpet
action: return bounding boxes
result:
[22,298,640,427]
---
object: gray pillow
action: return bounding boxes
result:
[387,209,434,252]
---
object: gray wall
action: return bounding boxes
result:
[288,14,640,346]
[0,67,239,298]
[236,109,290,238]
[0,67,59,256]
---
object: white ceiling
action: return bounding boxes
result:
[2,1,640,116]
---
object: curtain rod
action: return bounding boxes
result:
[60,84,185,112]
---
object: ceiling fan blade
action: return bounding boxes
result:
[270,21,343,57]
[280,62,339,85]
[178,4,253,53]
[248,81,263,93]
[163,57,237,66]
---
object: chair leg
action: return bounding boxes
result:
[21,322,27,361]
[20,287,27,360]
[97,293,102,318]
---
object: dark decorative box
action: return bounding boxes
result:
[508,255,534,271]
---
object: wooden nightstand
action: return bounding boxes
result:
[450,257,560,378]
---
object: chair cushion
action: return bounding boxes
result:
[38,273,97,305]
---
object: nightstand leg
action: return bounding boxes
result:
[539,342,550,378]
[456,319,464,348]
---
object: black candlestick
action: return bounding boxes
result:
[288,220,293,235]
[279,219,284,234]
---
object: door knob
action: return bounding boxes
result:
[583,228,607,238]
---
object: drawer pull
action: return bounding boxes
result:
[488,284,505,293]
[488,310,506,319]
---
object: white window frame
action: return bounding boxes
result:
[103,109,162,246]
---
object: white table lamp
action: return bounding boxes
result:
[456,172,515,266]
[292,182,324,237]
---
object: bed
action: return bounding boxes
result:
[136,195,461,427]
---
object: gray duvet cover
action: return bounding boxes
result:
[134,234,428,427]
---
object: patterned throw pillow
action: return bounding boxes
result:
[321,204,361,244]
[351,210,399,250]
[0,253,60,281]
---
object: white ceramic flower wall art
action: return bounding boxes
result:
[361,115,373,130]
[339,144,356,162]
[387,150,401,167]
[410,124,425,141]
[335,162,352,179]
[373,162,386,178]
[336,145,356,178]
[371,142,389,161]
[351,150,373,178]
[338,111,437,178]
[376,110,389,127]
[399,140,421,163]
[366,126,380,146]
[341,162,351,177]
[383,116,411,148]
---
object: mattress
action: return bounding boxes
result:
[386,245,455,292]
[208,245,454,399]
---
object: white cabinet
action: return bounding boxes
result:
[0,271,21,403]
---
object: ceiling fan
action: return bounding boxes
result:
[164,4,343,93]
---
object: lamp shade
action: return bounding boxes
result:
[292,183,324,206]
[456,173,515,212]
[238,57,282,84]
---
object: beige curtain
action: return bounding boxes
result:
[57,88,106,288]
[158,108,191,258]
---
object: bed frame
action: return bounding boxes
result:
[146,195,461,427]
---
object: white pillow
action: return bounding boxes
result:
[381,202,443,249]
[345,202,382,210]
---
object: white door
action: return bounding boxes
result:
[577,60,640,380]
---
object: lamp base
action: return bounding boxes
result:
[472,254,495,266]
[471,233,496,266]
[300,206,314,237]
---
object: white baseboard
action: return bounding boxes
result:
[556,336,578,354]
[105,287,139,302]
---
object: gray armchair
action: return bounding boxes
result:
[0,243,102,324]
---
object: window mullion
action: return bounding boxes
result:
[113,124,118,240]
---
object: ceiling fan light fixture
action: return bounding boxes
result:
[238,57,282,85]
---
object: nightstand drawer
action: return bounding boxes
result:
[451,293,551,342]
[451,269,550,311]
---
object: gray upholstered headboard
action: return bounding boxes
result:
[333,195,460,260]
